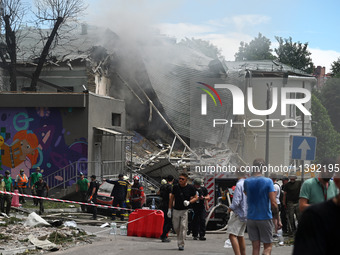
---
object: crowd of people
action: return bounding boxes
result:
[0,167,49,215]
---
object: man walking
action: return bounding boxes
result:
[280,176,289,235]
[244,159,278,255]
[293,166,340,254]
[299,158,338,212]
[32,176,49,215]
[15,169,28,204]
[282,171,301,234]
[192,178,209,241]
[168,173,197,251]
[158,175,174,242]
[87,175,100,220]
[76,172,89,212]
[29,167,42,206]
[106,173,128,220]
[227,169,247,255]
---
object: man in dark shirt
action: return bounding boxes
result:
[106,174,128,220]
[293,170,340,255]
[192,178,209,241]
[87,175,100,220]
[158,175,174,242]
[168,173,198,251]
[32,176,49,215]
[283,172,301,234]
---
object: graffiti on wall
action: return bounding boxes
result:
[0,107,88,184]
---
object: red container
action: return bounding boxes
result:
[127,209,164,238]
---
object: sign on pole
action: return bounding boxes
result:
[291,136,317,161]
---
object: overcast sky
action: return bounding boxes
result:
[86,0,340,72]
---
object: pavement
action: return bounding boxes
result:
[50,224,294,255]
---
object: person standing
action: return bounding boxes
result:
[293,167,340,254]
[299,158,338,212]
[106,173,128,220]
[3,170,13,215]
[29,167,42,206]
[76,172,89,212]
[282,171,301,234]
[15,169,28,204]
[168,173,198,251]
[280,176,289,235]
[32,176,49,215]
[87,175,100,220]
[270,173,282,239]
[0,174,5,213]
[129,175,145,209]
[244,158,278,255]
[158,175,174,242]
[226,169,247,255]
[192,178,209,241]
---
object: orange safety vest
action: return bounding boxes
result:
[17,174,28,188]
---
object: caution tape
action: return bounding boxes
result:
[0,190,134,211]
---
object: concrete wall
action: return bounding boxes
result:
[0,92,126,185]
[240,76,315,167]
[0,102,88,180]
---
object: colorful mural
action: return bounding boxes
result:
[0,107,88,181]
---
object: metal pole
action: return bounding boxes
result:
[301,81,305,183]
[265,83,272,177]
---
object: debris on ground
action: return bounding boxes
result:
[0,214,93,255]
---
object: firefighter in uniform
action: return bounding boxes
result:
[106,173,128,220]
[15,169,28,204]
[129,175,145,209]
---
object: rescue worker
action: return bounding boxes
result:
[3,170,13,215]
[106,173,128,220]
[32,176,49,215]
[76,172,89,212]
[87,175,100,220]
[192,178,209,241]
[15,169,28,204]
[29,167,42,206]
[158,175,174,242]
[129,175,145,209]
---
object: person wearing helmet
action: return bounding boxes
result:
[129,175,145,209]
[15,169,28,204]
[29,167,42,206]
[105,173,128,220]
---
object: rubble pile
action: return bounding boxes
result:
[0,215,91,255]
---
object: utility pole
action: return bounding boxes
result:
[265,82,272,176]
[301,81,305,183]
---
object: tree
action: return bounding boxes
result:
[320,77,340,132]
[0,0,27,91]
[179,38,223,59]
[330,57,340,77]
[234,33,275,61]
[274,36,314,74]
[30,0,87,90]
[311,93,340,162]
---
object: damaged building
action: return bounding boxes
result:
[0,23,316,191]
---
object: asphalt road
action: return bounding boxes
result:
[50,224,294,255]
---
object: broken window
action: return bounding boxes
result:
[112,113,121,126]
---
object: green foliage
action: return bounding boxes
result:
[330,57,340,77]
[320,77,340,132]
[179,38,222,59]
[311,93,340,162]
[274,36,314,73]
[234,33,275,61]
